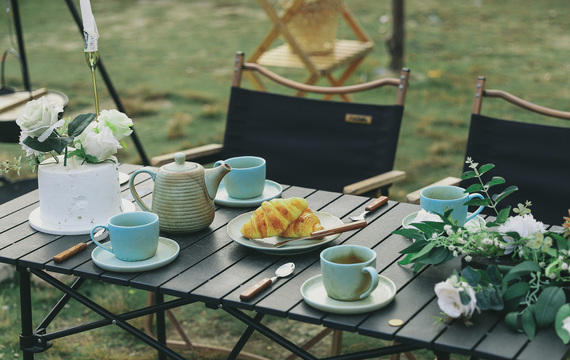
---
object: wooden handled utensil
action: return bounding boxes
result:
[52,229,107,263]
[349,196,389,221]
[240,262,295,301]
[272,219,367,247]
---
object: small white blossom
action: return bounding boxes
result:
[453,250,458,257]
[549,273,557,279]
[464,255,472,262]
[435,278,478,319]
[562,263,569,271]
[448,245,456,251]
[539,262,546,268]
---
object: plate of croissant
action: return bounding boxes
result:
[227,197,344,255]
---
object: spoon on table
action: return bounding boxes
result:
[240,262,295,301]
[350,196,389,221]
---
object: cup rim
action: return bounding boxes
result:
[420,185,468,201]
[224,156,266,169]
[320,244,376,266]
[109,211,159,228]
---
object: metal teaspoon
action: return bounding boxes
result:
[240,262,295,301]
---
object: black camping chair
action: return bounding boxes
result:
[407,76,570,226]
[152,51,410,197]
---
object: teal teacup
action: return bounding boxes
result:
[214,156,266,199]
[420,185,484,226]
[90,212,160,262]
[320,245,379,301]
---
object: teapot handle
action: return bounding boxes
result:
[129,168,156,212]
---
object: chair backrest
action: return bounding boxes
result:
[219,52,410,194]
[461,76,570,225]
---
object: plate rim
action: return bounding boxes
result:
[300,273,396,314]
[227,210,343,255]
[91,236,179,272]
[215,179,282,208]
[29,199,136,235]
[402,211,485,230]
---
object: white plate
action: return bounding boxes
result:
[29,199,136,235]
[214,180,283,208]
[91,237,179,272]
[300,274,396,314]
[227,211,343,255]
[402,211,486,232]
[119,172,130,185]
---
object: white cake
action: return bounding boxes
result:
[37,156,123,228]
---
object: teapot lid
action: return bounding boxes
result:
[163,152,198,172]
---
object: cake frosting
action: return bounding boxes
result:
[37,156,123,227]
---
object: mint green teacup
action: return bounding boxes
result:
[90,212,159,262]
[420,185,484,226]
[320,245,379,301]
[214,156,266,199]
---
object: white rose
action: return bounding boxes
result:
[434,278,478,319]
[16,97,64,141]
[74,121,98,145]
[563,316,570,335]
[498,214,546,254]
[97,109,133,141]
[82,127,122,162]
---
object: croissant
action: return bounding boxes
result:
[240,197,308,239]
[281,209,324,238]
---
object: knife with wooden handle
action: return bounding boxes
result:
[53,241,91,263]
[273,220,367,247]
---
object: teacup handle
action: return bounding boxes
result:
[359,266,380,300]
[129,168,156,212]
[465,193,485,223]
[90,225,114,255]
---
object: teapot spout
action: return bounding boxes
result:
[204,162,232,200]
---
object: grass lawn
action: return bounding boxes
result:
[1,0,570,359]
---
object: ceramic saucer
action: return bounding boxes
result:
[91,237,179,272]
[29,199,136,235]
[119,172,130,185]
[227,211,343,255]
[214,179,282,207]
[300,274,396,314]
[402,211,486,232]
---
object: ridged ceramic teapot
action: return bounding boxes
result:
[129,152,231,233]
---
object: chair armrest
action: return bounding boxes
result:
[150,144,223,167]
[343,170,406,196]
[405,176,461,204]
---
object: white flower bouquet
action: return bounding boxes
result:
[394,158,570,343]
[2,96,133,174]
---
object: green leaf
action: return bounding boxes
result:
[418,247,450,265]
[464,198,490,207]
[488,287,504,310]
[46,136,73,154]
[399,239,430,255]
[496,207,511,224]
[534,287,566,328]
[461,266,481,287]
[552,233,569,251]
[479,163,495,175]
[465,183,484,193]
[555,304,570,344]
[475,289,490,310]
[68,113,97,137]
[392,228,426,242]
[522,309,536,340]
[503,261,541,284]
[461,170,477,180]
[492,185,518,203]
[486,265,503,286]
[503,282,530,312]
[397,253,416,266]
[505,312,522,332]
[410,241,437,261]
[486,176,505,188]
[459,289,472,306]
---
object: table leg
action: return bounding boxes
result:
[156,293,166,360]
[18,267,34,360]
